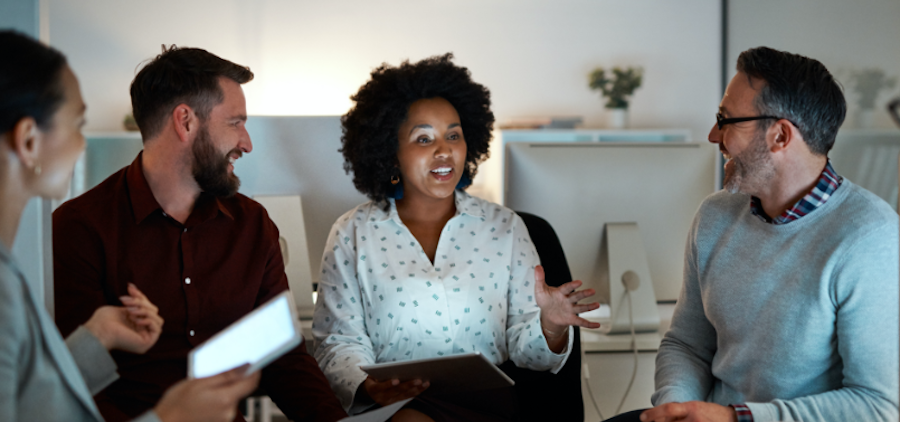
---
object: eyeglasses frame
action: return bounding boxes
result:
[715,113,796,130]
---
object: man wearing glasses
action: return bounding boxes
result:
[639,47,899,422]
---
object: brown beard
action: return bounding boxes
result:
[191,124,241,198]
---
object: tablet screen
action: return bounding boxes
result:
[189,291,301,379]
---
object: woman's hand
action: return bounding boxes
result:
[154,364,261,422]
[83,283,164,353]
[534,265,601,351]
[362,376,430,406]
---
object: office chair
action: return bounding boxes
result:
[498,211,584,421]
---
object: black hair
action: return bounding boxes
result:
[737,46,846,156]
[130,45,254,140]
[340,53,494,204]
[0,30,68,134]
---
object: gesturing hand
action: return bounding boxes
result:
[534,265,601,338]
[363,376,430,407]
[640,401,738,422]
[83,283,164,353]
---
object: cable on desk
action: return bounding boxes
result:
[583,358,604,420]
[615,289,639,415]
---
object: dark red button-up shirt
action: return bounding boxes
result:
[53,153,346,422]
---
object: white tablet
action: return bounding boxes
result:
[188,291,302,379]
[359,352,514,395]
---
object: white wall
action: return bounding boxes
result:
[49,0,722,138]
[49,0,723,203]
[729,0,900,129]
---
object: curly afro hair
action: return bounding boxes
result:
[340,53,494,204]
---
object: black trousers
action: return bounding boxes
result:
[402,387,518,422]
[601,408,648,422]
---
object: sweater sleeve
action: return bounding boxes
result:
[744,226,899,422]
[652,213,717,405]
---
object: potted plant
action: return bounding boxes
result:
[589,66,643,129]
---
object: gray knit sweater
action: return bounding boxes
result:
[653,180,899,422]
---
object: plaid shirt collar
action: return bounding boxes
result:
[750,160,842,225]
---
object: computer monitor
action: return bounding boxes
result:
[240,116,369,283]
[504,142,718,332]
[240,116,369,317]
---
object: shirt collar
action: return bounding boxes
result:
[749,160,842,225]
[367,190,485,225]
[126,151,234,225]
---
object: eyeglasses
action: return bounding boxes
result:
[715,113,785,130]
[889,98,900,128]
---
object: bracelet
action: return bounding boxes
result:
[542,325,569,338]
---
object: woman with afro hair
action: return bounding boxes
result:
[312,53,599,421]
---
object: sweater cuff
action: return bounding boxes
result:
[744,402,778,422]
[730,404,753,422]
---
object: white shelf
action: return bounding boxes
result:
[581,303,675,353]
[84,131,143,139]
[500,128,693,143]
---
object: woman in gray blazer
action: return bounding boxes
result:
[0,31,261,422]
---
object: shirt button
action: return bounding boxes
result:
[162,212,168,217]
[185,277,191,285]
[183,228,187,233]
[190,330,195,336]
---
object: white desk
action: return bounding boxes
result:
[581,303,675,420]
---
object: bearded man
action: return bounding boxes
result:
[53,46,347,422]
[634,47,898,422]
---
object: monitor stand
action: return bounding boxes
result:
[581,223,661,351]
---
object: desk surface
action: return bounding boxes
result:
[301,303,678,353]
[581,303,675,353]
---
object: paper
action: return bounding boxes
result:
[338,399,413,422]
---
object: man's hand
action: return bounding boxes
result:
[534,265,601,336]
[83,283,164,353]
[154,364,261,422]
[640,401,738,422]
[363,376,429,406]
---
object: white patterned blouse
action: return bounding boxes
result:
[312,190,573,411]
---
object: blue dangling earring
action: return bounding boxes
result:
[389,172,404,199]
[456,171,472,190]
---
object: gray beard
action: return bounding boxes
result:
[723,131,775,195]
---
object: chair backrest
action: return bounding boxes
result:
[498,211,584,421]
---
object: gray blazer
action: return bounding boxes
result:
[0,244,160,422]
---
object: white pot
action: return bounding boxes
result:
[607,108,629,129]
